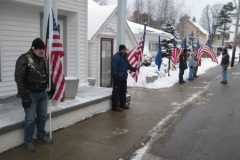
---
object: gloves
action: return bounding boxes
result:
[224,67,228,70]
[22,97,31,108]
[190,66,193,69]
[47,89,56,99]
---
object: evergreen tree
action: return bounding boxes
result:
[217,2,235,45]
[187,32,197,50]
[161,20,180,40]
[192,17,196,22]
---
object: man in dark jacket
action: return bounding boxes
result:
[111,45,137,111]
[179,49,188,84]
[220,47,230,84]
[15,38,56,152]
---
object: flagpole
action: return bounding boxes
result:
[48,0,53,139]
[130,81,136,108]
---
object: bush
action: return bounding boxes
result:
[142,53,152,67]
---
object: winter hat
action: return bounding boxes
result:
[223,47,228,52]
[31,38,46,50]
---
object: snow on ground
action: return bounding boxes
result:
[127,49,239,89]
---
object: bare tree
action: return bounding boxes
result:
[93,0,107,5]
[128,0,145,24]
[200,3,222,43]
[145,0,157,26]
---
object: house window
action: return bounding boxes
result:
[218,36,220,40]
[149,42,158,51]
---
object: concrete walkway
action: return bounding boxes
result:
[0,65,223,160]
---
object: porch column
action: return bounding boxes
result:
[117,0,127,47]
[43,0,58,41]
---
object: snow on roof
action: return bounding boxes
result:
[189,20,209,35]
[88,0,117,40]
[127,21,173,39]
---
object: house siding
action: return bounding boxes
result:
[0,0,87,98]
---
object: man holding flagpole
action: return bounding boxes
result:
[15,38,55,152]
[111,45,138,111]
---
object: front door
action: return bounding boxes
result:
[100,38,113,87]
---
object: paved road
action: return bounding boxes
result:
[136,64,240,160]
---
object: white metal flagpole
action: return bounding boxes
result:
[130,80,136,108]
[48,0,53,139]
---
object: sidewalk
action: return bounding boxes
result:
[0,65,223,160]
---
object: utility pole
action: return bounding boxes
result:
[231,0,240,67]
[117,0,127,47]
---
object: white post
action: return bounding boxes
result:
[43,0,50,42]
[52,0,58,24]
[117,0,127,47]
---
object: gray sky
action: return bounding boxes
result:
[107,0,233,23]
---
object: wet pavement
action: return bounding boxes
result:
[129,63,240,160]
[0,65,222,160]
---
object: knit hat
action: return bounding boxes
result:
[31,38,46,50]
[223,47,228,52]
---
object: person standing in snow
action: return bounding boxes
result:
[188,52,195,80]
[111,45,137,111]
[193,51,200,78]
[179,49,188,84]
[220,47,230,84]
[15,38,56,152]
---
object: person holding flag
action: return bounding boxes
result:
[193,41,202,78]
[111,45,138,111]
[15,38,56,152]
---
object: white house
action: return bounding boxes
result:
[87,0,137,87]
[127,21,173,58]
[0,0,88,98]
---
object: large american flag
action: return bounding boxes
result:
[46,10,66,102]
[177,37,187,61]
[198,40,218,64]
[127,23,146,82]
[171,38,178,67]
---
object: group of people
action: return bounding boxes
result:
[14,38,230,152]
[178,47,230,85]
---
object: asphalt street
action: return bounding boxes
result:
[138,64,240,160]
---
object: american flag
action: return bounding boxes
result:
[171,38,178,67]
[199,40,218,64]
[177,37,187,61]
[195,41,202,66]
[46,10,66,102]
[127,23,146,82]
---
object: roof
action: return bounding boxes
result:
[189,20,209,35]
[127,21,173,39]
[88,0,117,40]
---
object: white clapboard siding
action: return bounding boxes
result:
[0,3,40,97]
[0,0,88,98]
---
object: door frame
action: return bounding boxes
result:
[100,38,114,87]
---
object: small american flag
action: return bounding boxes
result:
[199,40,218,64]
[177,37,187,61]
[171,38,178,67]
[127,23,146,82]
[195,41,202,66]
[46,10,66,102]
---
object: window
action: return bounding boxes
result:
[149,42,158,51]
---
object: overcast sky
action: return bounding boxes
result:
[107,0,233,23]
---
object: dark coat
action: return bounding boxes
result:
[111,52,136,81]
[220,52,230,67]
[15,49,55,99]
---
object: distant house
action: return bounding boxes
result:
[177,19,209,46]
[87,0,137,87]
[0,0,88,98]
[127,21,173,58]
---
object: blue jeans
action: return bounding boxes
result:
[188,67,193,79]
[24,90,48,144]
[222,66,227,82]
